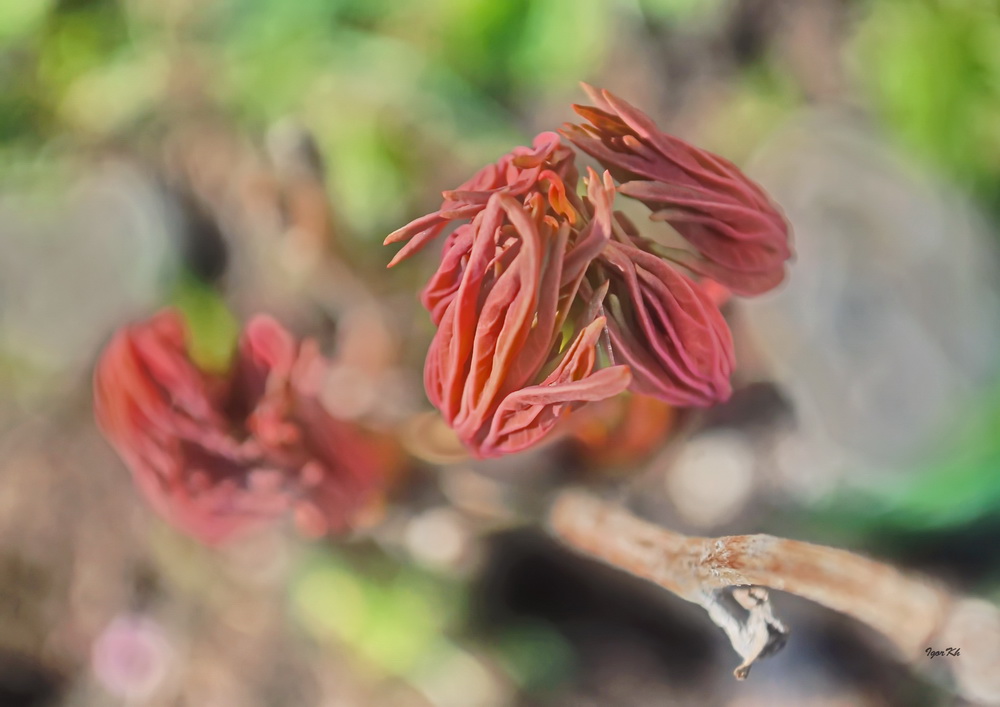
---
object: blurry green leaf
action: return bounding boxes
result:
[291,550,464,678]
[221,19,336,118]
[639,0,726,22]
[800,380,1000,542]
[879,390,1000,530]
[293,559,369,642]
[37,2,129,94]
[700,63,799,162]
[360,580,445,673]
[0,80,48,145]
[511,0,609,89]
[433,0,530,98]
[59,51,167,134]
[315,115,410,239]
[850,0,1000,191]
[0,0,56,41]
[170,274,239,373]
[495,621,575,692]
[214,0,527,240]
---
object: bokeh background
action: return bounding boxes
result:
[3,0,1000,705]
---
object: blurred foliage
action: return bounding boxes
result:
[494,620,576,693]
[212,0,612,236]
[791,380,1000,582]
[885,386,1000,531]
[171,272,240,373]
[702,61,800,163]
[0,0,617,239]
[292,551,461,676]
[5,0,1000,225]
[850,0,1000,202]
[639,0,727,21]
[291,547,577,695]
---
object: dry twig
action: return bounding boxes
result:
[548,489,1000,703]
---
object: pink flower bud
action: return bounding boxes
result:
[598,241,734,406]
[398,159,630,457]
[387,92,793,458]
[562,85,792,296]
[94,310,381,544]
[384,131,578,269]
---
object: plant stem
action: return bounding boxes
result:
[547,489,1000,702]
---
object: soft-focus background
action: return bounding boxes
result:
[3,0,1000,705]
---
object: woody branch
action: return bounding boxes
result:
[547,489,1000,703]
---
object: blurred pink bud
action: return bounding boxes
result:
[562,85,792,296]
[599,240,734,406]
[417,169,630,457]
[94,310,381,544]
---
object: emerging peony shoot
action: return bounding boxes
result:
[386,86,792,458]
[94,310,382,544]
